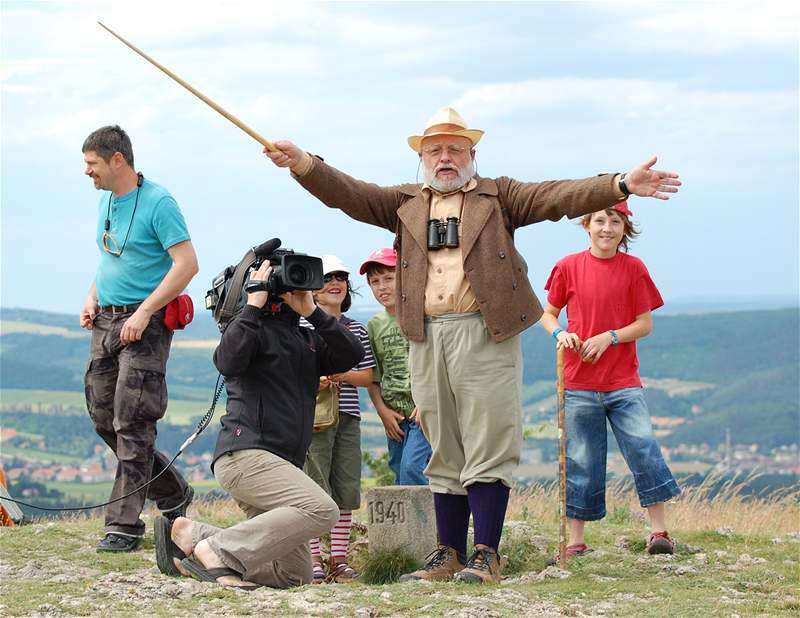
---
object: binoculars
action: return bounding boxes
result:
[428,217,460,250]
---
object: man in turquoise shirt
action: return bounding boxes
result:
[80,125,199,552]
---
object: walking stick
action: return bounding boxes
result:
[556,345,567,568]
[97,22,280,152]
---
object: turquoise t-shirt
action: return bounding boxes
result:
[95,178,190,306]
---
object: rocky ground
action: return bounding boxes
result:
[1,512,798,617]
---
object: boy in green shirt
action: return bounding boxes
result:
[361,248,432,485]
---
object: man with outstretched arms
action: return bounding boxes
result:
[265,107,680,583]
[80,125,199,552]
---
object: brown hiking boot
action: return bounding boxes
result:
[399,545,467,582]
[453,545,503,584]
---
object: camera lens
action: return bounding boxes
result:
[287,263,311,285]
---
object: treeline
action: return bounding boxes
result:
[520,308,798,384]
[2,410,220,459]
[2,308,798,450]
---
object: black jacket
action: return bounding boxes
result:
[211,304,364,469]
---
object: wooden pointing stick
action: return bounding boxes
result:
[97,22,280,153]
[556,345,567,568]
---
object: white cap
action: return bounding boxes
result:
[321,254,349,275]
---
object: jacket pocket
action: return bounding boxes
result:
[128,368,168,422]
[84,357,118,423]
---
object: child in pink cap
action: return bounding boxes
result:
[361,248,432,485]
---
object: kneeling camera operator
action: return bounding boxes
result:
[154,239,365,590]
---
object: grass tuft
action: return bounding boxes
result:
[359,547,420,584]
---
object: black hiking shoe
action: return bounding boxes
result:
[97,532,141,552]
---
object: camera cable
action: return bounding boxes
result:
[0,374,225,513]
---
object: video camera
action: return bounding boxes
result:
[205,238,324,332]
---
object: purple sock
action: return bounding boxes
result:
[467,481,510,551]
[433,492,470,556]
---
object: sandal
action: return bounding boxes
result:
[545,543,594,566]
[154,516,186,577]
[181,556,261,591]
[311,557,326,584]
[327,560,358,583]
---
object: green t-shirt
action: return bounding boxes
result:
[367,310,415,417]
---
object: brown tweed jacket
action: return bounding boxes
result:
[296,157,622,343]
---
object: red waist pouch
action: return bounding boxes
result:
[165,294,194,331]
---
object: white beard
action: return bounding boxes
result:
[423,158,475,193]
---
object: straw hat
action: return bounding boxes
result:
[407,107,484,153]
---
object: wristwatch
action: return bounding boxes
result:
[618,173,631,197]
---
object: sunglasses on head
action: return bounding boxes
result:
[323,272,348,283]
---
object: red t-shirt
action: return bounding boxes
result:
[544,250,664,391]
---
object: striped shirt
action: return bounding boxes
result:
[300,314,375,418]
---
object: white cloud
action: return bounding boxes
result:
[454,77,795,126]
[1,1,797,310]
[597,1,799,52]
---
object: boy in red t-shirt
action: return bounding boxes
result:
[540,202,681,560]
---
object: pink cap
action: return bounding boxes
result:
[614,201,633,217]
[359,248,397,274]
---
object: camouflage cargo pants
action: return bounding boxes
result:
[84,309,189,537]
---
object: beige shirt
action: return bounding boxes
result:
[423,177,479,316]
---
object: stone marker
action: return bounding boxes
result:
[365,486,437,561]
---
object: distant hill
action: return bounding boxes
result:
[519,308,798,448]
[1,306,798,449]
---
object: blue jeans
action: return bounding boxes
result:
[565,387,681,521]
[387,419,432,485]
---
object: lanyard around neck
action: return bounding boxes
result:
[104,172,144,257]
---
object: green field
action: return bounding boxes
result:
[1,445,85,463]
[1,389,213,426]
[48,479,223,504]
[1,389,87,410]
[47,481,114,503]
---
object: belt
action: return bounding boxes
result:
[425,311,481,323]
[100,302,143,314]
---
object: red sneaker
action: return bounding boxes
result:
[545,543,593,566]
[647,531,675,555]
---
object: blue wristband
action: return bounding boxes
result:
[609,330,619,346]
[552,327,564,340]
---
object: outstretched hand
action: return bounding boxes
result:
[263,140,305,168]
[625,156,681,200]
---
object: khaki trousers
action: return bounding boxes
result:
[409,313,523,495]
[196,449,339,588]
[304,413,362,510]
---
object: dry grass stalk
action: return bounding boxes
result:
[509,473,799,534]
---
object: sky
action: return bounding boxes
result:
[1,1,798,315]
